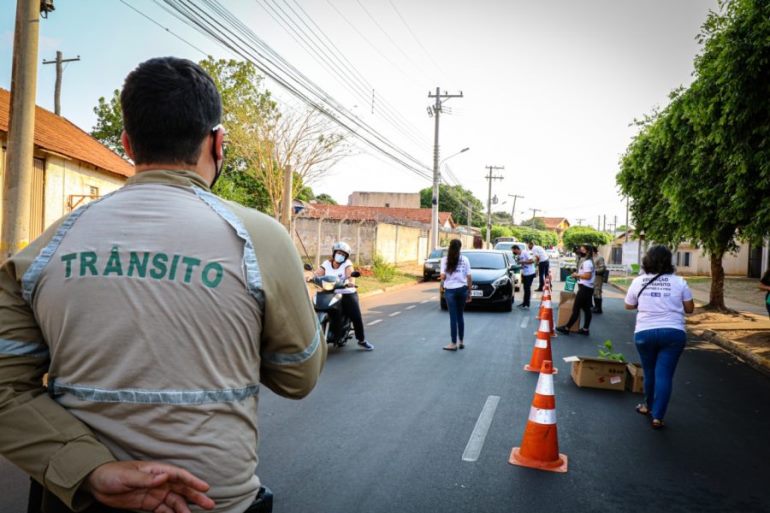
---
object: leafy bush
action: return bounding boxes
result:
[597,340,626,362]
[562,226,613,251]
[372,253,396,282]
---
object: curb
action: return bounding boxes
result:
[358,280,424,298]
[693,329,770,378]
[609,281,770,378]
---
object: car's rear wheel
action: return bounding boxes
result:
[501,299,513,312]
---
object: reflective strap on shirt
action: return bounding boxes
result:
[21,193,116,304]
[49,379,260,405]
[0,338,49,358]
[192,188,263,303]
[261,322,321,366]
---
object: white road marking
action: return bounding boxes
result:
[429,296,437,301]
[389,311,402,317]
[367,319,383,326]
[520,316,530,329]
[420,300,430,304]
[462,395,501,462]
[406,305,417,310]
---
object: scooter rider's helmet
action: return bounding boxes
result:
[332,241,351,260]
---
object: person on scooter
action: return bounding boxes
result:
[312,242,374,351]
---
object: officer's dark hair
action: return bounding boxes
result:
[121,57,222,165]
[642,245,675,275]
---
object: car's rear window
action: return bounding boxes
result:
[429,250,446,259]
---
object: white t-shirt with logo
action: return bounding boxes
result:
[519,249,536,276]
[625,273,693,333]
[531,245,549,263]
[578,258,595,287]
[441,255,472,289]
[321,259,356,294]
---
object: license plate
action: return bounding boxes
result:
[471,290,483,297]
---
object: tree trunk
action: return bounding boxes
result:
[707,252,728,311]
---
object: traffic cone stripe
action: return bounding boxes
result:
[535,337,548,349]
[535,374,555,396]
[529,406,557,425]
[537,319,550,333]
[542,300,551,308]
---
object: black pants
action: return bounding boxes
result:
[537,261,550,289]
[522,273,536,306]
[341,293,365,341]
[566,284,593,330]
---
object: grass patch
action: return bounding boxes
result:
[356,269,421,295]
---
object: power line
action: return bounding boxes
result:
[155,0,432,181]
[387,0,444,76]
[259,0,429,150]
[119,0,208,56]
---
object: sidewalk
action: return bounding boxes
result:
[606,278,770,378]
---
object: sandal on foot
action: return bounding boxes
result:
[651,419,665,430]
[635,404,650,416]
[443,344,458,351]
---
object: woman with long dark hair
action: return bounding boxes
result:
[625,245,694,429]
[556,244,595,335]
[440,239,472,351]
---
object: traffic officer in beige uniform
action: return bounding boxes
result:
[592,246,608,314]
[0,57,325,513]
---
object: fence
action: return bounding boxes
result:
[294,217,474,267]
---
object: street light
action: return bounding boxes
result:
[431,147,470,252]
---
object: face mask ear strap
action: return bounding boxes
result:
[209,124,225,189]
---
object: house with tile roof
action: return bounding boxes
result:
[0,87,135,240]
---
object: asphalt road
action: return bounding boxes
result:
[3,280,769,513]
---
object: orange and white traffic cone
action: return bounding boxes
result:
[510,360,568,473]
[525,319,558,374]
[540,288,556,336]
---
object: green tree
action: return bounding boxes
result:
[91,89,126,159]
[562,226,612,251]
[617,0,770,310]
[419,184,484,226]
[314,193,337,205]
[520,217,547,230]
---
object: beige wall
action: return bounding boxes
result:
[42,154,126,227]
[0,140,126,242]
[676,244,748,276]
[348,191,420,209]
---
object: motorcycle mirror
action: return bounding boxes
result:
[351,271,361,278]
[303,263,313,271]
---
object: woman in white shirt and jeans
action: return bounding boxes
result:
[440,239,472,351]
[556,244,595,336]
[625,245,694,429]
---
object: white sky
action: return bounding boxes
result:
[0,0,719,228]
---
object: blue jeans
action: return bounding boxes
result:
[634,328,687,420]
[445,286,467,343]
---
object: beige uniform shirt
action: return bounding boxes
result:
[0,169,326,512]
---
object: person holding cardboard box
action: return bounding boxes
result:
[556,245,595,336]
[624,245,695,430]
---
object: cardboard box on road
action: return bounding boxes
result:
[565,356,627,391]
[626,363,644,394]
[557,291,579,333]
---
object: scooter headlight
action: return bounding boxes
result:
[321,276,337,291]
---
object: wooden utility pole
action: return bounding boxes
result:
[508,194,524,224]
[281,166,292,232]
[43,50,80,115]
[428,87,463,253]
[529,208,541,222]
[484,165,504,247]
[2,0,43,260]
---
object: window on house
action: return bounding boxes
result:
[683,252,691,267]
[89,186,99,197]
[676,251,691,267]
[384,203,390,208]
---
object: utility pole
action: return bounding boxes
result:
[428,87,463,252]
[508,194,524,225]
[597,215,601,231]
[281,166,292,232]
[576,218,585,226]
[484,165,504,247]
[529,208,541,222]
[613,215,617,234]
[625,197,629,243]
[2,0,46,260]
[42,50,80,115]
[466,203,473,228]
[603,214,606,232]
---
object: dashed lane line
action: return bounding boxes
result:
[367,319,383,326]
[389,311,402,317]
[406,305,416,310]
[462,395,501,462]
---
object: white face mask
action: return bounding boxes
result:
[334,253,346,264]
